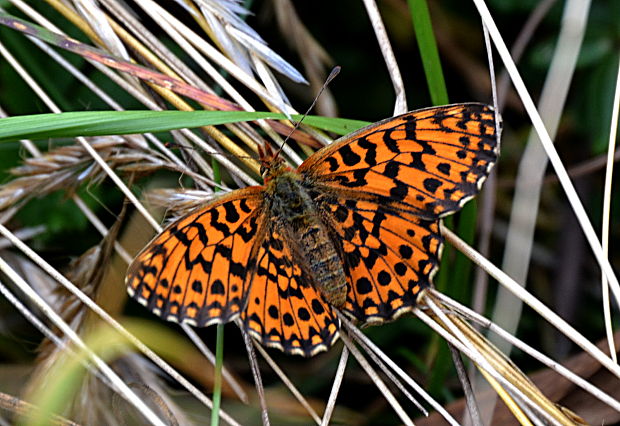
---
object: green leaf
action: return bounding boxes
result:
[0,110,370,143]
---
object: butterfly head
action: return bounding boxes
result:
[258,143,292,181]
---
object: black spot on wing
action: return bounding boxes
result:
[423,178,442,194]
[211,279,225,294]
[356,277,372,295]
[384,162,400,179]
[437,162,451,175]
[390,180,409,200]
[357,137,378,166]
[223,201,240,223]
[338,144,362,166]
[191,280,203,293]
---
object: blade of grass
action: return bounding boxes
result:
[601,53,620,363]
[0,257,166,426]
[474,0,620,312]
[408,0,483,401]
[362,0,407,114]
[444,227,620,381]
[211,324,225,426]
[432,290,620,412]
[211,150,224,426]
[0,110,366,142]
[407,0,449,106]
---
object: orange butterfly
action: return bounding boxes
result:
[126,103,499,356]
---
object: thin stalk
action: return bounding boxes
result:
[601,53,620,363]
[338,333,414,426]
[0,257,165,426]
[447,343,481,426]
[474,0,620,311]
[432,289,620,411]
[240,324,269,426]
[211,156,224,426]
[0,391,80,426]
[337,312,458,425]
[210,324,225,426]
[444,227,620,380]
[252,342,321,424]
[362,0,407,114]
[320,347,349,426]
[419,300,566,425]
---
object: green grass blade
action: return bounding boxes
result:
[210,147,224,426]
[408,0,484,397]
[211,324,225,426]
[408,0,449,105]
[0,110,368,142]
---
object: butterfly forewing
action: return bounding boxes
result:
[299,103,498,219]
[126,187,266,326]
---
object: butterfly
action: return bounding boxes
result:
[126,103,499,357]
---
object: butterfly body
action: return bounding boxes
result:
[262,164,348,307]
[127,103,499,356]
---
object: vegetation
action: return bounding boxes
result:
[0,0,619,424]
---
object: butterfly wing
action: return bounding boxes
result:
[241,226,339,356]
[299,103,499,219]
[300,103,499,322]
[316,194,442,322]
[126,187,266,326]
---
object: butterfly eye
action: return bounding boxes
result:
[260,162,269,178]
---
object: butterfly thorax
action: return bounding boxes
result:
[264,168,347,307]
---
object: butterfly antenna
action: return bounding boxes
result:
[274,66,341,158]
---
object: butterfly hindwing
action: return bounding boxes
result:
[316,195,442,322]
[126,187,266,326]
[300,103,498,219]
[242,226,339,356]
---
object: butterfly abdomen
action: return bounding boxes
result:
[267,172,347,307]
[295,224,347,307]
